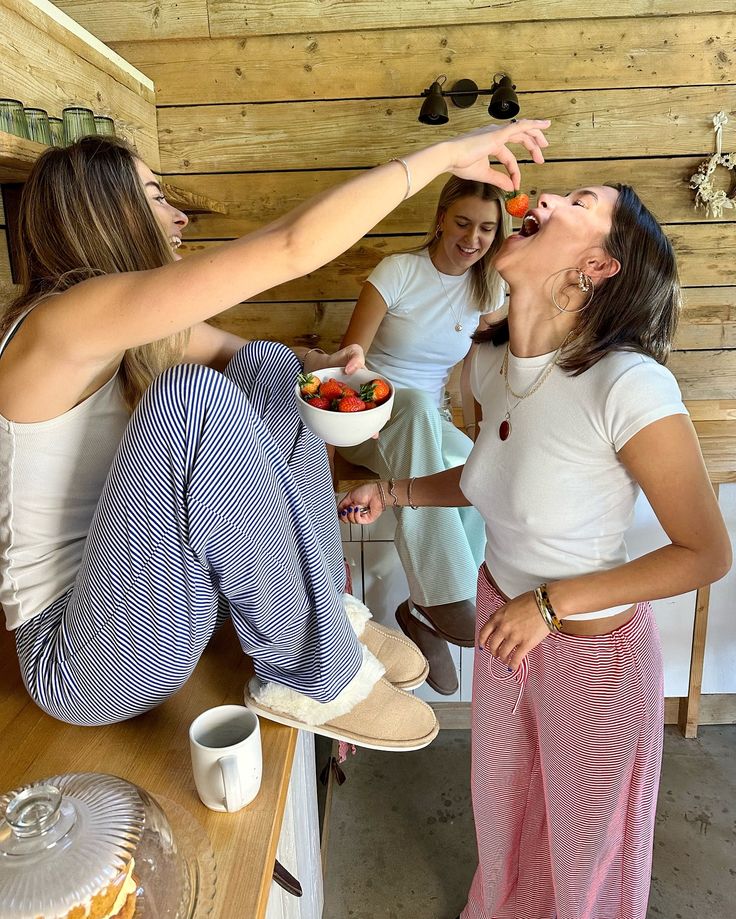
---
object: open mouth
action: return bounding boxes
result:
[519,215,540,238]
[458,245,479,256]
[170,236,182,249]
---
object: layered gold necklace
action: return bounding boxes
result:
[498,330,576,441]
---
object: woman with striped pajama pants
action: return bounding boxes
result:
[338,181,731,915]
[2,125,554,745]
[16,341,362,725]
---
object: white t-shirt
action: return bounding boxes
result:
[460,341,688,619]
[365,251,504,407]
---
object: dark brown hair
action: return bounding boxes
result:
[474,184,681,371]
[415,176,510,311]
[1,135,188,409]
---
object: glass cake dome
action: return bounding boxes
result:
[0,772,216,918]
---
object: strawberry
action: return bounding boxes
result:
[504,192,529,219]
[363,401,377,410]
[339,383,359,398]
[337,395,367,412]
[307,395,331,410]
[319,378,344,401]
[298,372,320,397]
[360,378,391,404]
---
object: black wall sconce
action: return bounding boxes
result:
[418,73,519,124]
[418,75,449,125]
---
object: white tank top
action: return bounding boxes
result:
[0,307,129,629]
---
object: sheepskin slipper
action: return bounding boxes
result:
[244,648,439,752]
[343,593,429,691]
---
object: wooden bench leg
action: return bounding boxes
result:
[678,582,711,738]
[678,530,719,738]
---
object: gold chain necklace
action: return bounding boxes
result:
[498,330,575,441]
[433,260,467,333]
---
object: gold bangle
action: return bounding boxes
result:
[375,481,387,512]
[388,478,400,507]
[533,588,556,633]
[537,583,563,632]
[407,477,418,509]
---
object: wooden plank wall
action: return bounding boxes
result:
[25,1,736,403]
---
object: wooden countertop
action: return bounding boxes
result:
[0,619,297,919]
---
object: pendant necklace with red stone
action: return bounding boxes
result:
[498,330,575,441]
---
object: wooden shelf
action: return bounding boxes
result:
[162,181,228,215]
[0,130,48,182]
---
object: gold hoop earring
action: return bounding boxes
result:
[550,267,595,314]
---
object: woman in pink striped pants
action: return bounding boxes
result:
[340,181,731,918]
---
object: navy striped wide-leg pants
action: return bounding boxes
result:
[15,341,363,726]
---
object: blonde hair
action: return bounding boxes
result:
[1,135,189,411]
[416,176,509,311]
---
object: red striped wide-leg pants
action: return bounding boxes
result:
[461,568,664,919]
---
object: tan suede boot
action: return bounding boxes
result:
[413,598,476,647]
[396,601,459,696]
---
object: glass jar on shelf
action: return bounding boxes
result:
[0,772,216,918]
[62,106,96,144]
[48,116,64,147]
[94,115,116,136]
[0,99,29,139]
[23,108,52,145]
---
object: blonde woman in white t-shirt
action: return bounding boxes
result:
[339,183,731,917]
[338,178,509,695]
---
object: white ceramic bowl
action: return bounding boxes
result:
[295,366,395,447]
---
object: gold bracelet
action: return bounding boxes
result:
[375,480,387,512]
[533,588,556,633]
[388,478,400,507]
[407,477,418,509]
[389,156,412,200]
[536,583,563,632]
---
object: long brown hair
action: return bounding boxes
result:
[1,135,189,410]
[416,176,509,312]
[473,184,681,370]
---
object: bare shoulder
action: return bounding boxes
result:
[0,292,123,422]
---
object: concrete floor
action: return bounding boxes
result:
[322,725,736,919]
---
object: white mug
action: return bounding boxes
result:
[189,705,262,813]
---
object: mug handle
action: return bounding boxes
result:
[219,755,242,812]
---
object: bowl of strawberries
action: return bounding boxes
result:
[295,366,395,447]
